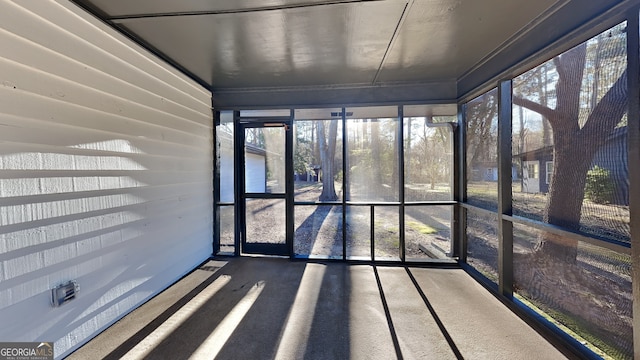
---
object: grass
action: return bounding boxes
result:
[372,220,399,245]
[406,220,438,234]
[468,263,499,284]
[515,294,619,360]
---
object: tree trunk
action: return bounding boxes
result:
[536,142,593,263]
[371,119,382,195]
[405,117,412,184]
[312,122,320,165]
[391,120,399,192]
[318,120,338,201]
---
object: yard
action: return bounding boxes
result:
[292,181,453,260]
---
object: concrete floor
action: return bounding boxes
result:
[68,257,568,360]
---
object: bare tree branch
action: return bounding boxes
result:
[513,95,557,125]
[580,69,628,145]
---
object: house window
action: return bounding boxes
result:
[546,161,553,184]
[526,163,538,179]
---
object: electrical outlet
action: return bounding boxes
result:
[51,280,79,307]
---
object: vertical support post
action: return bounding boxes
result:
[454,103,467,262]
[287,109,295,258]
[342,108,348,260]
[398,105,406,262]
[626,9,640,359]
[233,110,242,256]
[213,110,221,256]
[497,80,514,297]
[371,206,375,261]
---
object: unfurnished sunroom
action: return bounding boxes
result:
[0,0,638,359]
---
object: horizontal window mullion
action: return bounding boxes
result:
[244,193,286,199]
[345,201,401,206]
[503,214,630,254]
[460,202,499,216]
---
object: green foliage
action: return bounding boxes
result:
[584,166,614,204]
[335,170,343,182]
[294,137,312,174]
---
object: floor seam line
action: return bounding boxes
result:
[373,265,405,360]
[405,267,465,360]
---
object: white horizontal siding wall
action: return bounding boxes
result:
[0,1,213,358]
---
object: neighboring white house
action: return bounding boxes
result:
[218,132,267,202]
[245,145,267,193]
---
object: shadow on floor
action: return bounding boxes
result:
[68,257,568,360]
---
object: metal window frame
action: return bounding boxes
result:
[213,110,237,256]
[235,114,293,257]
[627,7,640,359]
[497,79,513,297]
[213,110,221,255]
[217,105,458,264]
[459,8,637,359]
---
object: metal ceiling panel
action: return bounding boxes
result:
[73,0,629,107]
[114,2,407,89]
[377,0,562,83]
[76,0,371,18]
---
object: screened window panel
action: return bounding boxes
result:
[374,206,400,261]
[465,89,498,211]
[512,22,629,244]
[512,223,631,359]
[294,120,343,202]
[245,198,286,246]
[465,208,498,283]
[294,205,343,259]
[346,206,371,260]
[346,114,399,202]
[404,117,454,201]
[218,205,234,254]
[405,205,452,262]
[217,111,235,203]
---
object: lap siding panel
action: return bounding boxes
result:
[0,1,213,358]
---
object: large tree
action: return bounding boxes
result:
[317,120,339,201]
[513,39,627,263]
[512,29,631,354]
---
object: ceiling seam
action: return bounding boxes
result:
[106,0,386,20]
[372,0,413,86]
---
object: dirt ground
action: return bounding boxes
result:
[291,181,452,260]
[219,181,453,260]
